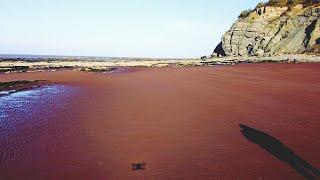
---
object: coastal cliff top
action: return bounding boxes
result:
[263,0,320,7]
[239,0,320,19]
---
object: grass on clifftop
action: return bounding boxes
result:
[266,0,319,7]
[239,0,319,19]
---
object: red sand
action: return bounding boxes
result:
[0,64,320,179]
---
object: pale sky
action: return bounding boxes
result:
[0,0,263,58]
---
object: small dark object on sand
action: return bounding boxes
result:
[132,162,146,171]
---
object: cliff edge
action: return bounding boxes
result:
[213,0,320,58]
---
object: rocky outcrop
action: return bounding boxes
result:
[213,2,320,57]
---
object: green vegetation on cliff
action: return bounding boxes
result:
[266,0,319,7]
[240,0,320,18]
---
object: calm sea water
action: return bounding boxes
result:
[0,54,113,61]
[0,54,189,61]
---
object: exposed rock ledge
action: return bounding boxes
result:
[213,1,320,57]
[1,55,320,71]
[202,54,320,65]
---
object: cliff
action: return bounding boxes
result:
[213,0,320,57]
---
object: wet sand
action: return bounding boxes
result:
[0,64,320,179]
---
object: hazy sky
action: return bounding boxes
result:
[0,0,263,58]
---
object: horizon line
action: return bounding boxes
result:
[0,53,198,60]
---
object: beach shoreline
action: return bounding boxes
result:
[1,54,320,74]
[0,64,320,179]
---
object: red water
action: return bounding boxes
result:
[0,64,320,179]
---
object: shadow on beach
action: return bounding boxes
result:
[240,124,320,179]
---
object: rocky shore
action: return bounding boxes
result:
[0,58,199,73]
[202,54,320,65]
[1,54,320,73]
[0,80,46,96]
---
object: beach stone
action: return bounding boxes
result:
[211,53,218,58]
[255,49,265,57]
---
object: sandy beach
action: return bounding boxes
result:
[0,64,320,179]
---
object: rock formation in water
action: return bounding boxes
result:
[213,0,320,57]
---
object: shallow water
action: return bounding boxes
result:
[0,85,81,165]
[0,85,72,118]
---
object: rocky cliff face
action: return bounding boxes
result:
[213,2,320,57]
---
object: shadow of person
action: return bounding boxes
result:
[240,124,320,180]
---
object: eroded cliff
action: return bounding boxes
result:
[213,1,320,57]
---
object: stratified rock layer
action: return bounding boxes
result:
[214,3,320,57]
